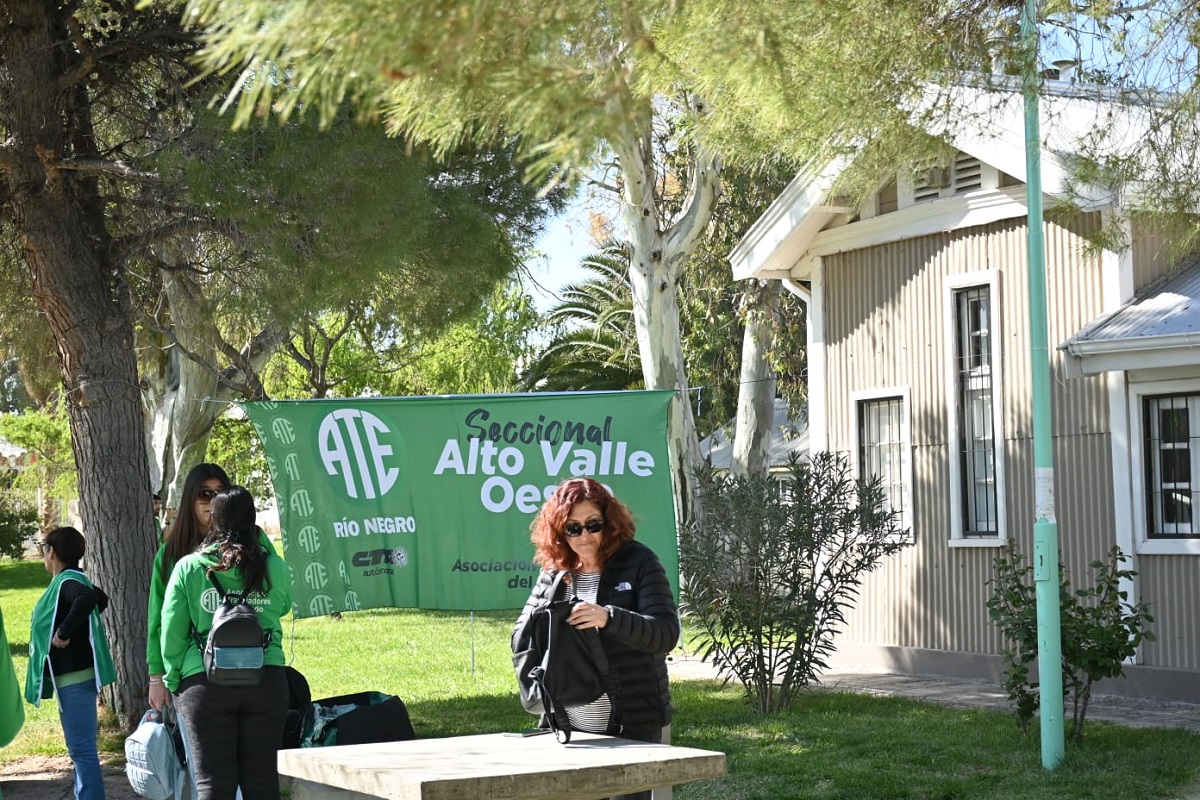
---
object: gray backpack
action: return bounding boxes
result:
[125,706,188,800]
[194,572,268,686]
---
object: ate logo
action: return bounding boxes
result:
[318,409,400,500]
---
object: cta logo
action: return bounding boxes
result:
[352,548,408,568]
[318,409,401,500]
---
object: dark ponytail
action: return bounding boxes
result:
[204,486,269,595]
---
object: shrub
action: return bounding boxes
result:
[0,491,38,559]
[985,542,1155,741]
[679,452,909,712]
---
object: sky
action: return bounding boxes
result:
[524,188,616,313]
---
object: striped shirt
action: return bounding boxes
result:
[563,571,612,733]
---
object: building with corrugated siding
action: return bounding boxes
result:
[730,80,1200,703]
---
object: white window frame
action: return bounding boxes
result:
[851,387,914,541]
[1129,377,1200,556]
[945,270,1008,547]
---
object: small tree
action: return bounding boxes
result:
[679,452,909,712]
[0,491,38,560]
[986,542,1155,741]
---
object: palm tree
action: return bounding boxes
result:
[522,242,642,392]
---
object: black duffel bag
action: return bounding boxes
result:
[304,691,416,747]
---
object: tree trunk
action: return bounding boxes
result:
[143,267,285,507]
[609,107,721,529]
[159,271,223,507]
[731,280,781,477]
[1,2,155,728]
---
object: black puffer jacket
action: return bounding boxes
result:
[512,540,679,732]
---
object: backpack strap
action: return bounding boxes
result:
[209,571,240,602]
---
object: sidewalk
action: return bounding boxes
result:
[666,654,1200,732]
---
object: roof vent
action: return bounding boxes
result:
[1053,59,1079,84]
[924,166,951,189]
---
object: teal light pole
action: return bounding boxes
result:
[1020,0,1065,769]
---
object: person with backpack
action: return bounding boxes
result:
[511,478,678,800]
[160,486,291,800]
[26,526,116,800]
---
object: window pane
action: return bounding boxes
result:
[1163,490,1192,525]
[1144,394,1200,538]
[1161,449,1190,484]
[859,396,908,534]
[956,286,997,537]
[1161,407,1189,443]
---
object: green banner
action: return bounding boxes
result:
[241,392,677,617]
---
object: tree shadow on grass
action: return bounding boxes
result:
[0,559,45,591]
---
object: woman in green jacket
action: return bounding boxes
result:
[148,463,230,712]
[161,486,291,800]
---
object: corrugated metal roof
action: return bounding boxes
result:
[699,399,808,471]
[1070,261,1200,344]
[0,436,27,469]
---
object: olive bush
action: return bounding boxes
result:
[679,452,909,712]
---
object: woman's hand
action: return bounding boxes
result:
[51,633,69,648]
[148,677,170,710]
[568,602,610,631]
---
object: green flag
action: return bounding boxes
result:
[241,391,677,617]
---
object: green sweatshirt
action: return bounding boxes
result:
[0,607,23,748]
[25,570,116,706]
[160,540,291,691]
[148,528,277,675]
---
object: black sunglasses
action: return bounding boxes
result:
[564,519,605,537]
[195,488,220,502]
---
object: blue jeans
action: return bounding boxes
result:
[56,681,105,800]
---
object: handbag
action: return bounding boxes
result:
[513,572,612,743]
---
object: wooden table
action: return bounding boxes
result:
[279,732,727,800]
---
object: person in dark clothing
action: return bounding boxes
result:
[512,477,679,800]
[26,526,116,800]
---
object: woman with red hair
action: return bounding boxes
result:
[512,478,678,800]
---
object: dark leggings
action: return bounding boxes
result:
[611,726,664,800]
[173,666,288,800]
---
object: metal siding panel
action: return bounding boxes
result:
[819,215,1127,658]
[1131,215,1178,291]
[1137,558,1200,670]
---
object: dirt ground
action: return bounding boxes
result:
[0,755,143,800]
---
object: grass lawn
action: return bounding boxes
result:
[3,557,1199,799]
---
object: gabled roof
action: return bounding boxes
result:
[730,80,1153,282]
[1062,260,1200,375]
